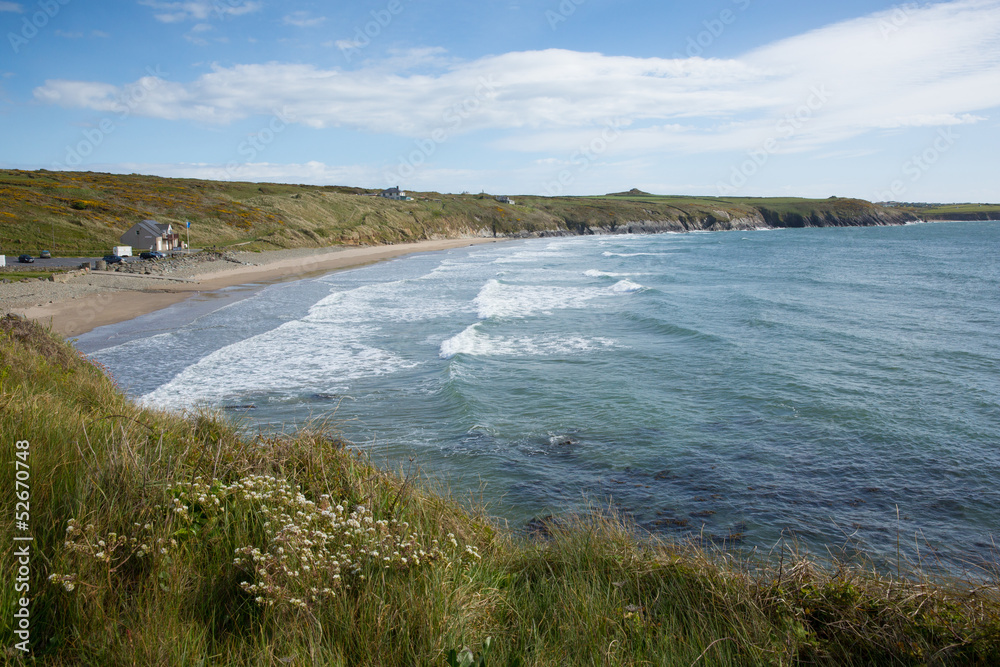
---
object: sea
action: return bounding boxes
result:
[76,221,1000,574]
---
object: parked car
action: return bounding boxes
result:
[18,254,34,263]
[139,251,166,260]
[102,254,125,265]
[40,250,51,259]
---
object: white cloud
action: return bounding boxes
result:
[283,11,326,28]
[184,23,213,45]
[56,161,388,187]
[39,0,1000,158]
[137,0,261,23]
[875,113,987,128]
[35,80,121,109]
[0,2,23,12]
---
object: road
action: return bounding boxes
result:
[2,255,141,269]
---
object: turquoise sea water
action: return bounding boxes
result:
[77,222,1000,572]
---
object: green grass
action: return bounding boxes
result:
[2,317,999,665]
[906,203,1000,221]
[1,170,923,258]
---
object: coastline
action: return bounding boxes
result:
[1,238,506,338]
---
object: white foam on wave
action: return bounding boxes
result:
[493,249,569,265]
[472,277,646,320]
[139,277,465,411]
[439,323,620,359]
[584,269,639,278]
[439,324,497,358]
[602,251,675,258]
[140,319,417,411]
[611,280,646,293]
[421,259,480,279]
[307,279,465,324]
[88,329,178,358]
[473,279,604,319]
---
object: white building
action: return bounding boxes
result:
[380,187,413,201]
[495,195,516,205]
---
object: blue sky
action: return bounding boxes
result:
[2,0,999,201]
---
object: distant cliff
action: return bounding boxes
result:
[918,211,1000,222]
[506,196,917,238]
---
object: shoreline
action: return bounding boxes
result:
[2,238,506,338]
[5,220,986,339]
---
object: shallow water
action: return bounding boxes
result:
[77,222,1000,573]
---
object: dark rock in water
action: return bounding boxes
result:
[653,469,672,480]
[548,434,578,446]
[311,393,339,400]
[223,404,257,411]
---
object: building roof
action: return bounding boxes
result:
[121,220,174,245]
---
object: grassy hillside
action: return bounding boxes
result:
[2,316,999,665]
[906,203,1000,221]
[1,170,917,257]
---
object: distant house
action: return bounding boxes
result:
[495,195,516,205]
[121,220,180,252]
[380,186,412,201]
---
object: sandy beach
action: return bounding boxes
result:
[1,238,505,337]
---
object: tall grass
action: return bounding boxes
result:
[2,315,998,665]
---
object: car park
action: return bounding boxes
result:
[18,254,34,263]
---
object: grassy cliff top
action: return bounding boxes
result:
[1,316,998,664]
[900,203,1000,221]
[1,169,920,257]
